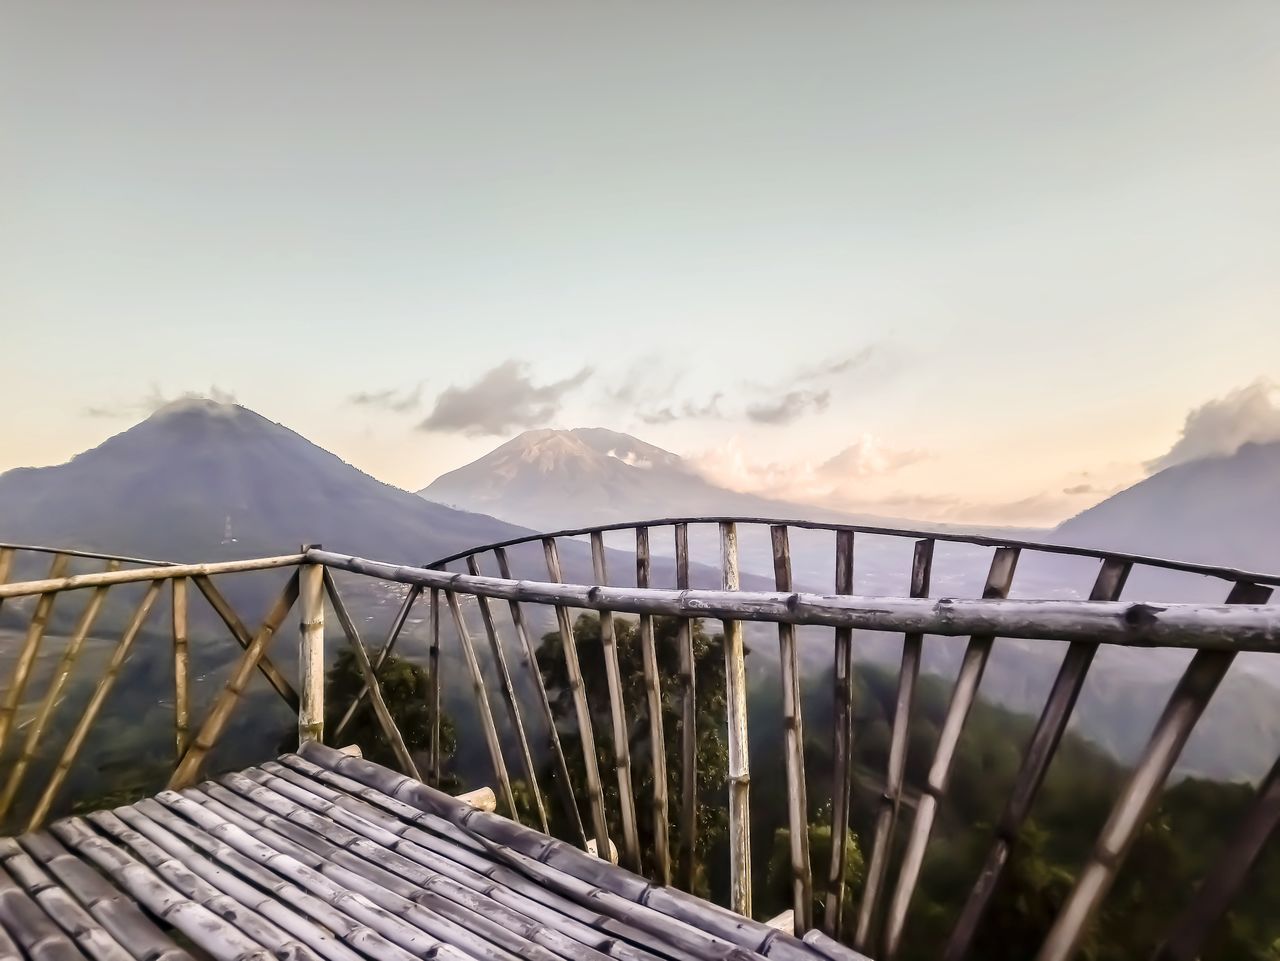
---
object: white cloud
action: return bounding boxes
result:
[1147,378,1280,473]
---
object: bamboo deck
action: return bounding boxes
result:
[0,741,871,961]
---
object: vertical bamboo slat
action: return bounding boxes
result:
[543,537,612,859]
[173,577,190,761]
[1034,580,1273,961]
[674,523,697,893]
[719,521,751,918]
[855,537,935,953]
[0,553,71,755]
[771,525,812,932]
[823,529,855,937]
[0,562,119,822]
[27,579,164,830]
[466,554,548,833]
[636,526,670,886]
[589,532,641,872]
[298,554,325,747]
[444,588,518,818]
[943,556,1131,961]
[882,546,1019,959]
[169,573,300,791]
[331,585,422,743]
[428,588,442,785]
[494,546,588,850]
[322,570,419,779]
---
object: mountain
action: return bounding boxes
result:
[419,427,890,532]
[0,398,531,565]
[1055,440,1280,575]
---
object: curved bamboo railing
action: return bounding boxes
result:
[0,521,1277,961]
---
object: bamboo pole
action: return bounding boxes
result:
[466,554,548,832]
[494,546,588,849]
[637,526,670,886]
[428,588,442,785]
[882,546,1019,959]
[192,575,299,711]
[298,551,325,747]
[0,552,71,754]
[307,548,1280,651]
[720,521,751,918]
[444,588,518,818]
[0,553,305,599]
[0,563,119,822]
[589,531,641,872]
[173,576,190,761]
[0,546,14,586]
[169,572,300,790]
[1034,580,1273,961]
[543,537,612,860]
[772,525,812,933]
[0,858,88,960]
[322,569,419,779]
[823,529,855,938]
[855,538,934,952]
[332,585,422,743]
[26,579,163,830]
[674,523,697,893]
[943,557,1131,961]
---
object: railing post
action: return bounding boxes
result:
[298,545,325,747]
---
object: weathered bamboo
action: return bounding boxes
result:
[332,584,422,743]
[298,553,325,746]
[0,836,135,961]
[26,579,163,830]
[322,569,419,779]
[589,531,641,872]
[543,536,612,859]
[191,574,299,711]
[0,546,13,585]
[172,576,190,761]
[1034,579,1273,961]
[18,830,193,961]
[0,858,87,961]
[1153,749,1280,961]
[466,554,548,832]
[0,553,305,599]
[494,546,588,849]
[771,525,812,932]
[674,522,697,893]
[882,546,1019,959]
[307,549,1280,651]
[943,556,1131,961]
[720,521,751,917]
[823,529,855,937]
[428,587,442,785]
[636,526,670,885]
[444,588,519,818]
[0,563,120,822]
[168,572,300,790]
[855,538,934,952]
[0,552,71,754]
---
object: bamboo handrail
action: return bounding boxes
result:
[0,554,306,599]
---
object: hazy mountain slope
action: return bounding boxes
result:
[0,399,532,564]
[1055,440,1280,574]
[420,427,894,531]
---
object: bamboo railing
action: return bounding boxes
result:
[1,522,1278,961]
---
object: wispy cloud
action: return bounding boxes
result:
[418,361,592,436]
[84,385,238,418]
[1146,378,1280,473]
[743,346,882,426]
[745,388,830,425]
[348,383,425,414]
[639,393,724,425]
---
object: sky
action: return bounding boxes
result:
[3,2,1279,527]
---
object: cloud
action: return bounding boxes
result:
[348,384,424,414]
[746,389,830,425]
[1146,378,1280,473]
[84,385,238,418]
[1062,483,1099,495]
[820,438,927,477]
[418,361,592,436]
[639,393,725,425]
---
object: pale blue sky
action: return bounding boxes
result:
[3,2,1279,524]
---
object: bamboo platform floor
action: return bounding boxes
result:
[0,742,871,961]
